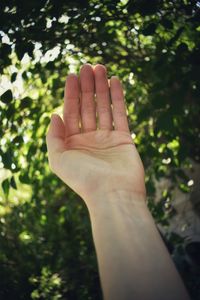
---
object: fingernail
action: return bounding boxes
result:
[94,64,106,68]
[80,63,92,70]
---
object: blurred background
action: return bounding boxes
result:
[0,0,200,299]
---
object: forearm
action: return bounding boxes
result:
[87,190,190,300]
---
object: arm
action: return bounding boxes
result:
[46,63,190,300]
[88,190,190,300]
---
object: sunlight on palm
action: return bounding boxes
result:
[46,64,145,203]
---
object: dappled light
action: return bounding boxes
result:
[0,0,200,299]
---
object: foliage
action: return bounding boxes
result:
[0,0,200,299]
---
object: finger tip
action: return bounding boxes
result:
[80,63,94,74]
[50,114,61,126]
[66,73,78,80]
[84,63,92,67]
[65,73,79,90]
[94,64,106,73]
[110,76,122,88]
[111,75,119,80]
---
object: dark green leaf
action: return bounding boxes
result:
[10,176,17,189]
[0,90,13,103]
[2,178,10,198]
[1,150,13,169]
[19,173,30,184]
[1,43,12,56]
[20,97,32,109]
[41,143,47,153]
[13,135,24,144]
[5,104,15,119]
[11,72,17,82]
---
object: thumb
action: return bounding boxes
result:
[46,113,65,155]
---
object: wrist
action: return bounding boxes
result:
[85,189,147,218]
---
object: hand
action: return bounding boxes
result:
[46,64,145,207]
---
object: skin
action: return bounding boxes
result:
[46,64,145,205]
[46,64,190,300]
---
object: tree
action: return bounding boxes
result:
[0,0,200,299]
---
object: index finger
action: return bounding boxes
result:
[63,74,81,137]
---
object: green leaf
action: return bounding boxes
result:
[0,90,13,103]
[1,43,12,56]
[179,183,190,193]
[27,42,34,57]
[19,173,30,184]
[10,176,17,189]
[20,97,32,109]
[41,143,47,153]
[11,72,17,82]
[2,178,10,198]
[5,104,15,119]
[15,43,26,60]
[146,180,156,196]
[13,135,24,144]
[1,149,13,169]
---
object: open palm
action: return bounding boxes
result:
[46,64,145,206]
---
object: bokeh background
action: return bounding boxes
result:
[0,0,200,299]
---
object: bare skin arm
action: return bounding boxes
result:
[46,64,190,300]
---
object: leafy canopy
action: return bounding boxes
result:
[0,0,200,299]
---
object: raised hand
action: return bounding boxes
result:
[46,64,145,207]
[46,64,190,300]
